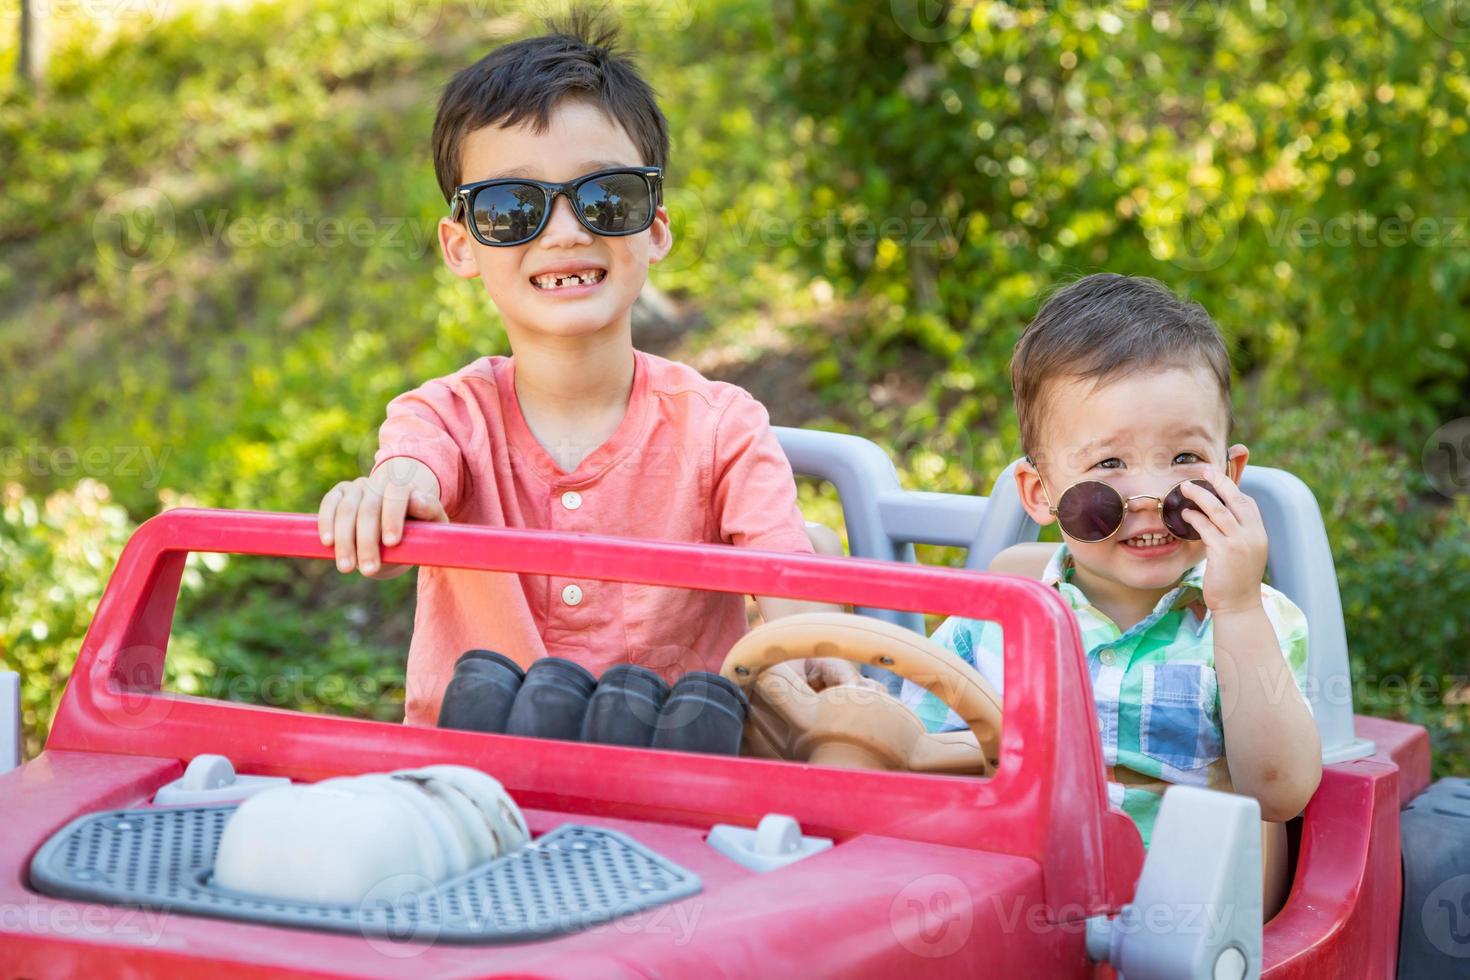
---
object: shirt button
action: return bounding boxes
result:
[561,490,582,511]
[561,584,583,607]
[1099,649,1116,667]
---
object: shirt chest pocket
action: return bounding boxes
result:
[1139,662,1224,774]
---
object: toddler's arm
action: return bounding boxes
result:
[1180,469,1321,821]
[1211,602,1320,820]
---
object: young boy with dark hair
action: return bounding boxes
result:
[901,273,1321,847]
[318,17,861,726]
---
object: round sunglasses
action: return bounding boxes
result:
[1041,478,1223,543]
[449,166,664,248]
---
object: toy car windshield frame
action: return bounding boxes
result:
[49,507,1142,916]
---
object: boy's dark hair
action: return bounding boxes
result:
[1011,273,1233,456]
[431,12,669,203]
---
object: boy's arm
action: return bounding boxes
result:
[712,394,863,688]
[317,457,446,578]
[753,594,882,691]
[756,526,872,689]
[752,522,844,619]
[987,542,1058,578]
[1179,469,1322,822]
[753,595,843,622]
[317,383,468,577]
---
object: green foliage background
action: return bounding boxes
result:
[1,0,1466,773]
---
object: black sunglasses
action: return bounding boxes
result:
[449,166,664,247]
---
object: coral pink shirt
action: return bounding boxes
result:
[374,350,813,726]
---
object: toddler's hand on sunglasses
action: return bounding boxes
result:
[1177,467,1268,615]
[317,457,447,578]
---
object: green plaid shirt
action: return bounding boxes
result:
[900,544,1311,848]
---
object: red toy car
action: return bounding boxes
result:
[0,429,1464,978]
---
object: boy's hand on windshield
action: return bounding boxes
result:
[1179,466,1268,615]
[317,457,446,578]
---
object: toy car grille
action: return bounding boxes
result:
[29,805,701,943]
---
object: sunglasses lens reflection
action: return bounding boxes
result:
[1056,481,1125,542]
[470,183,546,244]
[1162,479,1218,540]
[576,172,654,234]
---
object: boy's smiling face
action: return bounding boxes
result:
[1017,364,1249,596]
[437,99,671,342]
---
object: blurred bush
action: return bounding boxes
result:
[1245,408,1470,774]
[0,483,413,756]
[0,481,133,757]
[769,0,1470,450]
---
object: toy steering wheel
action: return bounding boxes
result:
[720,613,1002,777]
